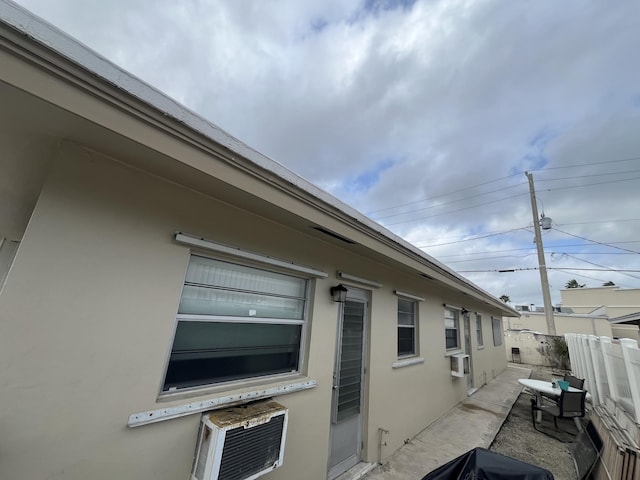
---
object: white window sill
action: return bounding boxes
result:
[128,377,316,428]
[393,357,425,369]
[444,349,464,357]
[477,346,485,350]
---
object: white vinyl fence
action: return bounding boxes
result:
[565,334,640,428]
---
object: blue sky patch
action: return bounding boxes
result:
[344,158,397,194]
[310,17,328,33]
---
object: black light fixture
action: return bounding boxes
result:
[461,308,469,315]
[330,284,348,303]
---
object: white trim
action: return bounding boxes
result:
[176,314,304,325]
[175,232,327,278]
[444,304,462,310]
[392,357,425,369]
[338,271,382,288]
[444,349,464,357]
[394,290,425,302]
[128,379,316,428]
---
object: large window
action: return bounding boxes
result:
[476,313,484,348]
[492,317,503,346]
[445,307,459,350]
[397,297,417,357]
[162,255,308,392]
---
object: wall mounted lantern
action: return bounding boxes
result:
[330,284,348,303]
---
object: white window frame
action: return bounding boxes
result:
[492,316,503,346]
[396,295,418,357]
[476,313,484,349]
[444,307,460,350]
[162,252,314,394]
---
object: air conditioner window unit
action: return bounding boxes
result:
[191,400,288,480]
[450,353,470,377]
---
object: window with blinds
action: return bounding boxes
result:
[397,297,417,357]
[163,255,309,392]
[445,308,460,350]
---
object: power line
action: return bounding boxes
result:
[365,172,522,215]
[552,253,640,281]
[416,227,527,248]
[373,182,525,221]
[433,239,640,257]
[535,168,640,183]
[553,227,640,254]
[366,155,640,217]
[555,218,640,227]
[531,155,640,172]
[456,267,640,273]
[374,174,639,227]
[383,192,529,227]
[538,175,640,192]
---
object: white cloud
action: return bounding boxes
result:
[14,0,640,306]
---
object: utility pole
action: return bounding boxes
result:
[526,171,556,336]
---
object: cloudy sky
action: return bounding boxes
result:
[13,0,640,308]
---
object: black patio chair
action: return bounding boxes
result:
[531,389,586,438]
[564,374,585,390]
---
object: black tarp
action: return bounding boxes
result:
[421,447,555,480]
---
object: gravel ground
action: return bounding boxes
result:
[489,365,581,480]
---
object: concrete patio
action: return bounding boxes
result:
[352,364,532,480]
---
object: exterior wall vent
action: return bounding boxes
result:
[191,400,288,480]
[450,353,470,378]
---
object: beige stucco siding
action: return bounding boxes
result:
[0,142,508,479]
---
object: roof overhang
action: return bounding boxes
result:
[0,0,519,317]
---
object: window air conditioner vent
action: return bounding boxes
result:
[450,353,470,378]
[191,400,288,480]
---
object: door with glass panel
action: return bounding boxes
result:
[328,288,368,480]
[463,313,474,391]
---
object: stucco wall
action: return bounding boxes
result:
[0,143,508,479]
[561,287,640,317]
[505,312,612,337]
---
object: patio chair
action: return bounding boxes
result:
[531,389,587,437]
[563,374,585,390]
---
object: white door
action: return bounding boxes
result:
[327,288,368,480]
[463,313,474,391]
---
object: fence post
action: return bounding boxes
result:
[600,336,618,409]
[586,335,602,406]
[619,338,640,424]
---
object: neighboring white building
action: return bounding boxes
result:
[560,286,640,340]
[503,308,612,366]
[0,3,518,480]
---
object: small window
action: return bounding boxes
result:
[397,297,417,357]
[492,317,503,346]
[445,308,459,350]
[476,314,484,348]
[163,255,309,392]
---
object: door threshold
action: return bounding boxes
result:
[334,462,377,480]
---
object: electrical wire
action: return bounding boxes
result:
[416,227,528,248]
[365,155,640,218]
[383,192,529,227]
[554,253,640,281]
[553,228,640,254]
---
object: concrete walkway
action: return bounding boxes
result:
[361,364,532,480]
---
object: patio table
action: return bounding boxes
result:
[518,378,587,431]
